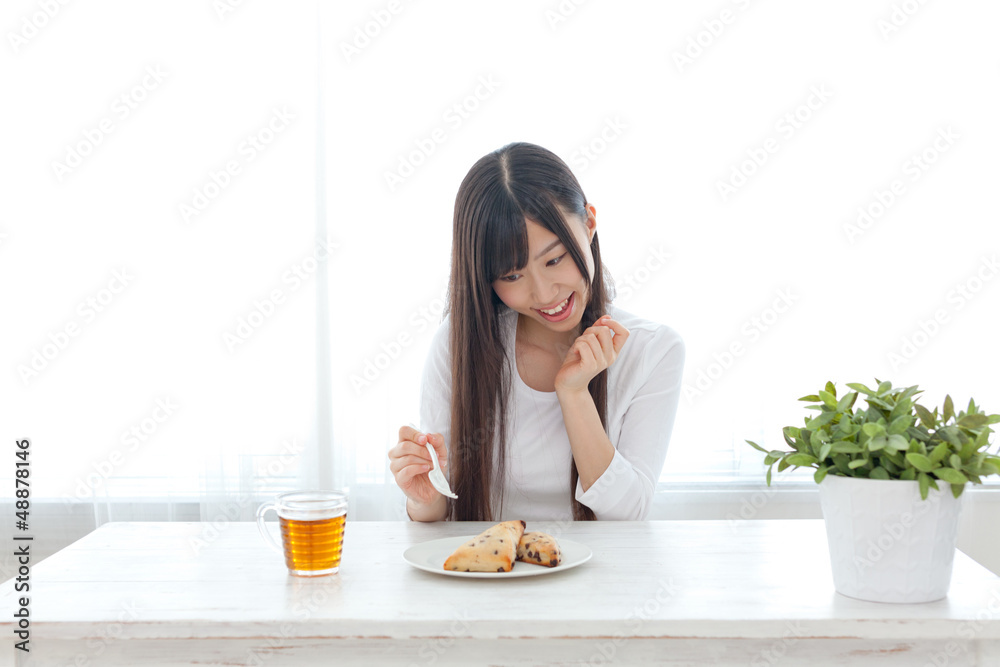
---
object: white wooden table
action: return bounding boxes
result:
[3,519,1000,666]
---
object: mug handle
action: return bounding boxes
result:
[256,503,283,557]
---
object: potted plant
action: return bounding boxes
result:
[746,379,1000,603]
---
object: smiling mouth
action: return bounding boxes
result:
[532,292,576,322]
[536,292,572,316]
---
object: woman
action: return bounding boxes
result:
[388,142,685,521]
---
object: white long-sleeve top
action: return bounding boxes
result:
[414,303,685,521]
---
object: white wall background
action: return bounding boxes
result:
[2,0,999,576]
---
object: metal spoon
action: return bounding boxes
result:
[407,423,458,499]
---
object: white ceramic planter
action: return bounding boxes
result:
[818,474,964,603]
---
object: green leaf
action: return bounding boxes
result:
[952,483,965,499]
[825,381,837,397]
[848,458,868,469]
[877,380,893,395]
[914,403,935,428]
[766,466,772,486]
[868,396,893,410]
[798,394,821,402]
[887,415,911,435]
[944,395,955,423]
[918,472,930,500]
[746,440,769,454]
[929,442,950,464]
[831,441,863,454]
[949,454,962,469]
[814,466,829,484]
[958,413,989,429]
[934,468,968,485]
[983,457,1000,476]
[906,453,936,473]
[807,411,836,430]
[819,390,838,409]
[784,453,819,467]
[818,442,832,461]
[900,468,916,481]
[868,435,888,452]
[938,426,962,447]
[869,466,890,480]
[886,434,910,452]
[862,423,884,438]
[836,392,856,413]
[846,382,873,395]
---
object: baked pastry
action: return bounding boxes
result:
[516,531,562,567]
[443,520,526,572]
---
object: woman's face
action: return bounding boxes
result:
[491,205,596,338]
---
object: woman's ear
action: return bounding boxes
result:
[585,204,597,243]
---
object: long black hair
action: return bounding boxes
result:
[445,141,614,521]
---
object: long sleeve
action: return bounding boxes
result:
[419,316,453,464]
[405,317,453,521]
[573,331,686,520]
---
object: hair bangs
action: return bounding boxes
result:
[480,192,528,285]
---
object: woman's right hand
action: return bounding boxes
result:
[389,425,450,507]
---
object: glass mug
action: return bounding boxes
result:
[256,490,348,576]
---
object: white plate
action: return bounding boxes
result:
[403,535,592,578]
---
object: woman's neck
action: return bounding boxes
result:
[516,313,579,356]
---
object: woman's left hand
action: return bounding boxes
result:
[554,315,629,394]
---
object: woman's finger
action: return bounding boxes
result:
[396,461,433,485]
[398,425,429,449]
[601,319,629,354]
[591,325,615,359]
[426,433,447,468]
[390,454,432,475]
[578,336,599,367]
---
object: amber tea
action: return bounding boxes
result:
[279,514,346,573]
[257,490,348,576]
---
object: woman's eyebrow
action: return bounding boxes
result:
[533,239,563,260]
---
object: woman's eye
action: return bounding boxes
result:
[547,253,567,266]
[500,274,519,282]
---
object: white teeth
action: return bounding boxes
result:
[540,295,570,315]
